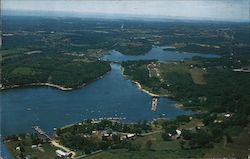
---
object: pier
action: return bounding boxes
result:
[151,97,158,111]
[33,126,52,141]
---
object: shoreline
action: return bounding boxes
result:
[120,66,167,98]
[0,71,110,92]
[120,66,186,109]
[132,81,160,97]
[1,83,74,91]
[133,81,185,109]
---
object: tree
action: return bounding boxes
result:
[84,147,91,154]
[211,126,223,142]
[182,129,192,140]
[20,145,25,153]
[145,140,152,150]
[162,133,171,141]
[226,134,232,143]
[179,140,186,149]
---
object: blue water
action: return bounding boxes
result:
[0,143,12,159]
[102,47,220,62]
[1,64,193,158]
[1,47,220,158]
[1,64,191,136]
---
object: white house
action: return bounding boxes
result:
[127,133,136,138]
[176,130,182,137]
[56,149,69,158]
[16,146,21,151]
[224,113,231,118]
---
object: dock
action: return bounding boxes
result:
[33,126,52,141]
[151,97,158,111]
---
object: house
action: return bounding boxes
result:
[101,130,113,141]
[170,130,182,139]
[127,133,136,138]
[31,144,42,149]
[176,130,181,136]
[120,133,136,140]
[56,149,69,158]
[224,113,231,118]
[16,146,20,151]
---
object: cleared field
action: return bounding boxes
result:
[159,62,190,75]
[178,118,203,130]
[190,68,206,85]
[159,61,207,85]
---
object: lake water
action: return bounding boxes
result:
[0,48,219,158]
[102,47,220,62]
[1,64,192,137]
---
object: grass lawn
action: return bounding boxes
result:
[11,67,34,76]
[6,137,58,159]
[178,118,203,130]
[86,132,206,159]
[204,127,250,158]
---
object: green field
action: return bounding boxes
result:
[86,132,206,159]
[204,127,249,158]
[5,136,57,159]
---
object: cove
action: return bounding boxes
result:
[102,47,220,62]
[1,47,220,158]
[1,64,192,137]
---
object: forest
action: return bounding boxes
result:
[2,53,111,89]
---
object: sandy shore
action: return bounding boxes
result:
[1,83,75,91]
[132,81,160,97]
[120,66,164,97]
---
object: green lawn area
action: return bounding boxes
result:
[178,118,203,130]
[159,62,190,75]
[24,143,57,159]
[204,127,249,158]
[159,61,206,86]
[86,132,206,159]
[11,67,34,76]
[6,138,57,159]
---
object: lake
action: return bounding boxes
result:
[1,48,219,158]
[102,47,220,62]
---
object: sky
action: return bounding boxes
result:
[2,0,250,22]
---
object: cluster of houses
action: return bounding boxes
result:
[167,129,182,140]
[91,129,136,141]
[54,129,137,158]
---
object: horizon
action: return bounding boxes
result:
[2,0,250,22]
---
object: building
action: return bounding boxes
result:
[15,146,21,151]
[56,149,69,158]
[151,97,158,111]
[120,133,136,140]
